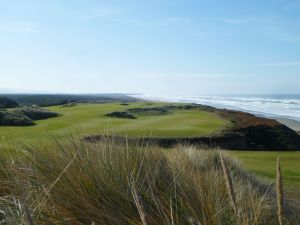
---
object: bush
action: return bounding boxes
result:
[0,107,59,126]
[106,111,136,119]
[14,106,59,120]
[0,110,34,126]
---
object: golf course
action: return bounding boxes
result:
[0,102,230,143]
[0,99,300,224]
[1,102,299,202]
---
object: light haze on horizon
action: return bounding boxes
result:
[0,0,300,95]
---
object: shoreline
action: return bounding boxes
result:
[85,102,300,151]
[272,117,300,133]
[132,95,300,129]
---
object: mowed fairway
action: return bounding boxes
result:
[0,102,229,144]
[235,151,300,201]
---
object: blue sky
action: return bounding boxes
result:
[0,0,300,95]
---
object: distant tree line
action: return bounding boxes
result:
[0,97,19,108]
[0,94,137,107]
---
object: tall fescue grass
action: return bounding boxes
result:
[0,138,299,224]
[276,157,284,225]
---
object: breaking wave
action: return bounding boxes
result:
[132,95,300,121]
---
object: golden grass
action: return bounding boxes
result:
[220,154,238,220]
[131,183,148,225]
[0,138,299,224]
[276,157,284,225]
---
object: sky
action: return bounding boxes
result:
[0,0,300,95]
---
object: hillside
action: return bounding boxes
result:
[86,103,300,150]
[216,108,300,150]
[0,102,299,224]
[0,106,59,126]
[0,139,299,224]
[0,102,229,143]
[1,102,299,150]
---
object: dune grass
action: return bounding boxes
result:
[0,102,229,145]
[1,102,300,224]
[0,138,299,224]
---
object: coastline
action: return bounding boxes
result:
[132,95,300,132]
[86,102,300,150]
[273,117,300,133]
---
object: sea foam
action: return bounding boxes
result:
[132,95,300,121]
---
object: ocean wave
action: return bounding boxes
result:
[132,95,300,121]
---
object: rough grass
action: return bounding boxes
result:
[0,139,299,224]
[234,151,300,201]
[0,102,229,144]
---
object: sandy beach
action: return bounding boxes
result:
[274,117,300,133]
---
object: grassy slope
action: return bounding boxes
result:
[1,102,299,201]
[0,102,229,144]
[1,141,299,224]
[235,151,300,200]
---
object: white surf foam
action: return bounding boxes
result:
[132,95,300,121]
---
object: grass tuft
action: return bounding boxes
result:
[0,138,299,224]
[220,153,238,217]
[276,157,284,225]
[131,183,148,225]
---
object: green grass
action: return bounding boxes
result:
[0,102,229,145]
[1,102,299,201]
[235,151,300,201]
[0,102,300,223]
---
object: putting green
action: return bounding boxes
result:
[0,102,229,144]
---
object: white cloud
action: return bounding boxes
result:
[121,19,148,28]
[156,17,190,26]
[129,72,225,80]
[0,21,37,33]
[281,36,300,42]
[77,3,190,28]
[80,7,121,20]
[223,17,257,24]
[92,8,117,17]
[122,16,190,28]
[259,61,300,67]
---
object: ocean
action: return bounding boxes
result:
[133,94,300,122]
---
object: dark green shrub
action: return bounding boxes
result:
[15,106,60,120]
[0,106,59,126]
[0,110,34,126]
[106,111,136,119]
